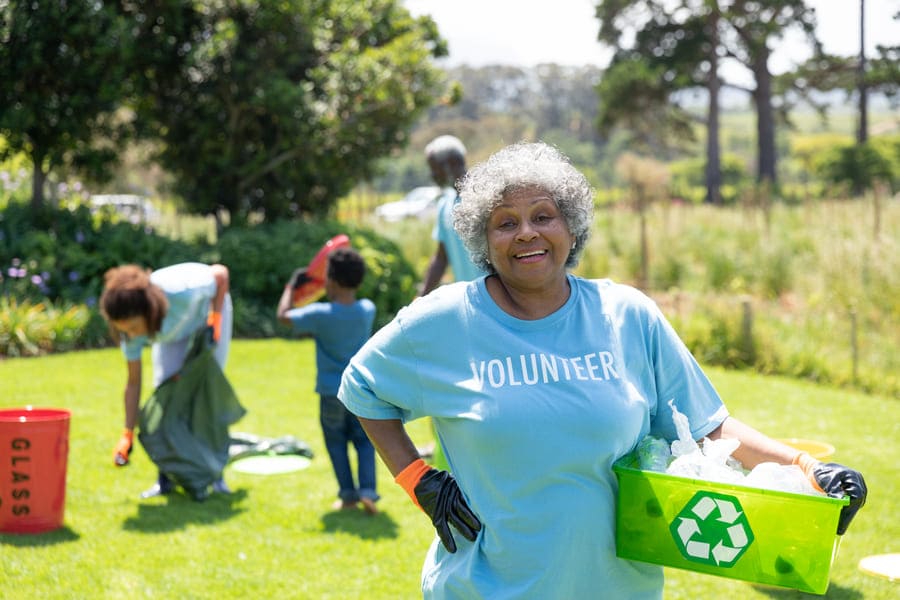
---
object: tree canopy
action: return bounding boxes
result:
[0,1,131,209]
[595,0,821,189]
[1,0,446,220]
[130,0,447,221]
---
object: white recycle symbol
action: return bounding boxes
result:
[672,493,753,566]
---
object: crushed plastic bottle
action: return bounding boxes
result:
[744,462,820,495]
[636,436,672,472]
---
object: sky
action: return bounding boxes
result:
[405,0,899,86]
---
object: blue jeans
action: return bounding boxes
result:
[319,395,378,503]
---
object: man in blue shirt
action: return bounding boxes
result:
[418,135,489,470]
[419,135,488,295]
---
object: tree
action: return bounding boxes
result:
[596,0,723,203]
[858,0,868,144]
[784,4,899,167]
[0,1,131,209]
[131,0,447,222]
[595,0,822,188]
[720,0,819,185]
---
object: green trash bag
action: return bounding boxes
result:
[138,329,246,495]
[227,431,314,462]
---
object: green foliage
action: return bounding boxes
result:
[0,202,196,305]
[0,137,32,205]
[573,200,900,398]
[814,139,896,192]
[216,219,418,336]
[672,298,755,369]
[132,0,446,221]
[651,252,687,290]
[0,1,133,206]
[596,57,695,150]
[0,297,106,357]
[0,200,418,352]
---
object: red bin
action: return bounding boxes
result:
[0,407,71,534]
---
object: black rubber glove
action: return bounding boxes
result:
[810,462,867,535]
[414,469,482,553]
[289,267,311,289]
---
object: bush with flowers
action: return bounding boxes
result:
[0,199,418,357]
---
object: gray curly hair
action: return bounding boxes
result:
[454,141,594,273]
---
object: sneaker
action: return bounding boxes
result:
[139,479,174,499]
[212,479,232,494]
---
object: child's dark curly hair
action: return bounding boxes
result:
[327,247,366,288]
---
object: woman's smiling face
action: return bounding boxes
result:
[486,186,574,291]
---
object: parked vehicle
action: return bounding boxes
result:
[89,194,159,224]
[374,186,442,222]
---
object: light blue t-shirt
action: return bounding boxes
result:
[339,275,728,599]
[433,189,487,283]
[121,262,217,361]
[287,299,376,396]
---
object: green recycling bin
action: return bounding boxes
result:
[613,452,848,595]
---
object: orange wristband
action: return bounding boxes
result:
[395,458,431,509]
[793,451,825,493]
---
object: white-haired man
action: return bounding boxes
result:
[420,135,488,295]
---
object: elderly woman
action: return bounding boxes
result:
[338,142,866,598]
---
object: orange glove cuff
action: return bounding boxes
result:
[793,451,825,493]
[207,311,222,342]
[114,428,134,465]
[395,458,431,509]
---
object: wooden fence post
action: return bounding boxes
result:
[740,296,755,365]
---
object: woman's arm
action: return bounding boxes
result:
[704,416,800,468]
[706,415,867,535]
[205,264,230,342]
[123,359,142,430]
[357,417,421,476]
[209,264,229,312]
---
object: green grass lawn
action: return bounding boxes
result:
[1,340,897,599]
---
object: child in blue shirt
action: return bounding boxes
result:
[277,247,379,513]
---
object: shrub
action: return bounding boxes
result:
[216,219,418,336]
[0,202,419,353]
[0,297,106,357]
[0,202,198,305]
[814,141,895,193]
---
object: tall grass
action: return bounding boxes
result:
[583,199,900,397]
[351,196,900,396]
